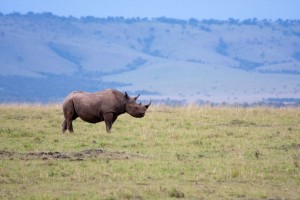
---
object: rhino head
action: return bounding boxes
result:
[124,92,151,118]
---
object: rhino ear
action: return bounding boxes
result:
[125,92,129,99]
[134,94,140,101]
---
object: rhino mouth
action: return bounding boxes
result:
[137,113,145,118]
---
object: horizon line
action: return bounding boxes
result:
[1,11,300,21]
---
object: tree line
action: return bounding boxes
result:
[1,12,300,27]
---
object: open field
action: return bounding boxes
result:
[0,104,300,199]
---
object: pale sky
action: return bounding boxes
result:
[1,0,299,20]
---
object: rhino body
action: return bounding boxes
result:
[62,89,150,133]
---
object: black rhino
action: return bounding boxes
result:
[62,89,151,133]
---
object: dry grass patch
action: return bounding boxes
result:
[0,104,299,199]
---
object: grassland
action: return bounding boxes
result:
[0,104,299,199]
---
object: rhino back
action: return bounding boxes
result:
[92,89,124,113]
[71,90,124,121]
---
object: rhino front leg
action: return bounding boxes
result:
[103,113,118,133]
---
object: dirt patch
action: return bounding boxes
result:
[0,149,145,161]
[279,143,300,151]
[0,150,14,157]
[228,119,257,126]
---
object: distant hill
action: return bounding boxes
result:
[0,13,300,105]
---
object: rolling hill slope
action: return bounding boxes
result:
[0,13,300,104]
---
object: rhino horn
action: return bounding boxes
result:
[144,100,151,109]
[134,94,140,101]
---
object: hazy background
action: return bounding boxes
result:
[0,0,300,105]
[1,0,300,20]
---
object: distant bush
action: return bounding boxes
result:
[216,38,228,56]
[156,17,186,25]
[292,51,300,61]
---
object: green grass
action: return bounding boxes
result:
[0,104,300,199]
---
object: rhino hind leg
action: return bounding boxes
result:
[62,119,67,132]
[62,118,75,133]
[67,120,74,133]
[62,99,77,133]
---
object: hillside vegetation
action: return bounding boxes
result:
[0,104,299,199]
[0,13,300,103]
